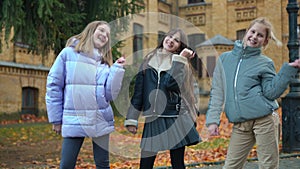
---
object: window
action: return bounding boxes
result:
[14,31,30,48]
[237,29,246,41]
[188,33,205,49]
[207,56,216,77]
[158,31,166,45]
[188,0,205,4]
[195,56,203,78]
[188,33,205,77]
[22,87,38,115]
[133,23,144,64]
[158,12,170,25]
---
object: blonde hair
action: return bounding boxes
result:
[245,17,282,49]
[66,21,113,66]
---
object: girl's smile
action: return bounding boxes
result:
[163,32,181,53]
[93,24,110,49]
[244,22,268,48]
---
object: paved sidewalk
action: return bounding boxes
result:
[191,153,300,169]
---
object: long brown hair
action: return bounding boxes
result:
[142,28,188,70]
[142,28,196,107]
[66,21,113,66]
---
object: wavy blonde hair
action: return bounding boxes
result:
[66,21,113,66]
[244,17,282,49]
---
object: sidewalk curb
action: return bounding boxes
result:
[154,153,300,169]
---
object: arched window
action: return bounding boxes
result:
[22,87,38,115]
[237,29,246,40]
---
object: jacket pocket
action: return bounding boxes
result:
[96,85,109,108]
[97,106,114,123]
[238,93,273,120]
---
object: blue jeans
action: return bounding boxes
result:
[60,134,110,169]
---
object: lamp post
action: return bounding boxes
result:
[282,0,300,153]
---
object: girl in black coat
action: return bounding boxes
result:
[125,28,201,169]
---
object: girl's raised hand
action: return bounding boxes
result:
[289,58,300,68]
[180,48,195,59]
[116,56,126,66]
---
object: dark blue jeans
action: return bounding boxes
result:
[60,134,109,169]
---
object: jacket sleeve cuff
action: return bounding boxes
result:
[205,121,220,127]
[172,54,188,64]
[112,62,124,68]
[52,121,62,125]
[283,62,298,75]
[124,119,138,127]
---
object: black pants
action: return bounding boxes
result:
[140,146,186,169]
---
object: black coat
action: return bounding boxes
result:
[127,54,190,120]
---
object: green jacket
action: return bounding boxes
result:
[206,40,298,125]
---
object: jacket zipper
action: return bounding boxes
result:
[234,58,242,101]
[234,48,245,102]
[151,70,179,117]
[153,69,160,114]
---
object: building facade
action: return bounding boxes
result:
[118,0,297,112]
[0,30,56,115]
[0,0,298,114]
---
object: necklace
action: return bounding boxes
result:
[156,51,171,74]
[148,50,172,72]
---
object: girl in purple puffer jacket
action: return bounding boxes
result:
[46,20,125,169]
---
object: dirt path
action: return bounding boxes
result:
[0,139,61,168]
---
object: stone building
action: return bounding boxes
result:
[120,0,292,73]
[0,0,298,114]
[118,0,297,112]
[0,31,56,115]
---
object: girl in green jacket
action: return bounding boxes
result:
[206,17,300,169]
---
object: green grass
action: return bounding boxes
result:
[193,137,230,150]
[0,122,61,145]
[0,114,228,151]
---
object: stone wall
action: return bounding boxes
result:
[0,27,53,114]
[0,64,48,114]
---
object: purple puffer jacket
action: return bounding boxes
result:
[45,46,125,137]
